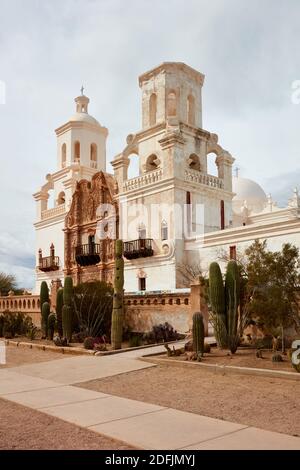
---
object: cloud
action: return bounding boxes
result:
[1,0,300,286]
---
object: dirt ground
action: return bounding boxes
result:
[0,398,134,450]
[175,347,296,372]
[78,363,300,437]
[2,344,67,368]
[0,346,134,450]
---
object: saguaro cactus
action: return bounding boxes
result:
[209,262,227,348]
[225,260,240,354]
[40,281,49,310]
[47,313,56,340]
[192,312,205,356]
[41,301,50,339]
[62,276,74,343]
[56,288,64,337]
[111,239,124,350]
[62,305,73,343]
[63,276,73,306]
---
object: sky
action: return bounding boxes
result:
[1,0,300,288]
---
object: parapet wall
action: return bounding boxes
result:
[0,294,41,326]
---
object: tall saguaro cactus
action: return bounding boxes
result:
[225,260,240,353]
[111,240,124,350]
[192,312,205,356]
[56,288,64,338]
[41,301,50,339]
[209,262,227,348]
[62,276,73,343]
[40,281,49,310]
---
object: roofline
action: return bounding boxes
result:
[139,62,205,87]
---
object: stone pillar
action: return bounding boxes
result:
[189,278,208,336]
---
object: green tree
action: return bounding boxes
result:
[245,240,300,351]
[0,272,17,295]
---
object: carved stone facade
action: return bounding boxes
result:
[64,171,118,285]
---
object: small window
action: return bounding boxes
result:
[161,220,168,240]
[90,143,97,168]
[167,91,177,116]
[61,143,67,168]
[57,191,65,205]
[220,200,225,230]
[139,277,146,291]
[230,245,237,260]
[74,141,80,162]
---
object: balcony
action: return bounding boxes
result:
[124,239,154,260]
[75,243,101,266]
[38,256,60,272]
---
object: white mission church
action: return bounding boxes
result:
[33,62,300,294]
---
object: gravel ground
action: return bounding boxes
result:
[0,346,134,450]
[0,398,134,450]
[1,344,66,368]
[78,363,300,437]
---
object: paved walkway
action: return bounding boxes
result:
[1,344,300,450]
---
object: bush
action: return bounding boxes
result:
[73,281,113,338]
[0,311,33,338]
[129,335,142,348]
[254,336,273,350]
[83,336,96,350]
[143,322,182,344]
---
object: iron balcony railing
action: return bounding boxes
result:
[123,239,154,260]
[38,256,60,272]
[75,243,101,266]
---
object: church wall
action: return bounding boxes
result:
[124,259,176,293]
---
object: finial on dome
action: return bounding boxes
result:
[234,166,240,178]
[80,85,84,96]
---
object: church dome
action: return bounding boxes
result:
[68,112,101,126]
[232,175,267,214]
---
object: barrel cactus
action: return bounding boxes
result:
[41,301,50,339]
[192,312,205,357]
[56,288,64,337]
[111,239,124,350]
[47,313,56,340]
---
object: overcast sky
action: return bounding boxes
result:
[1,0,300,288]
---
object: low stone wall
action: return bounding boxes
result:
[124,291,191,334]
[0,294,41,326]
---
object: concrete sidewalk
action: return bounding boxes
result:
[1,345,300,450]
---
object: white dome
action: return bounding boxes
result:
[232,176,267,214]
[68,112,101,127]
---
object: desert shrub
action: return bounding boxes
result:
[254,336,273,350]
[0,311,33,338]
[143,322,182,344]
[83,336,96,350]
[73,281,113,338]
[27,324,37,341]
[72,332,86,343]
[272,353,283,362]
[129,335,142,348]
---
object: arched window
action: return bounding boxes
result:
[161,220,168,240]
[61,143,67,168]
[74,141,80,163]
[149,93,157,126]
[90,143,97,169]
[187,94,195,126]
[145,154,160,172]
[57,191,65,205]
[167,91,177,116]
[188,154,201,171]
